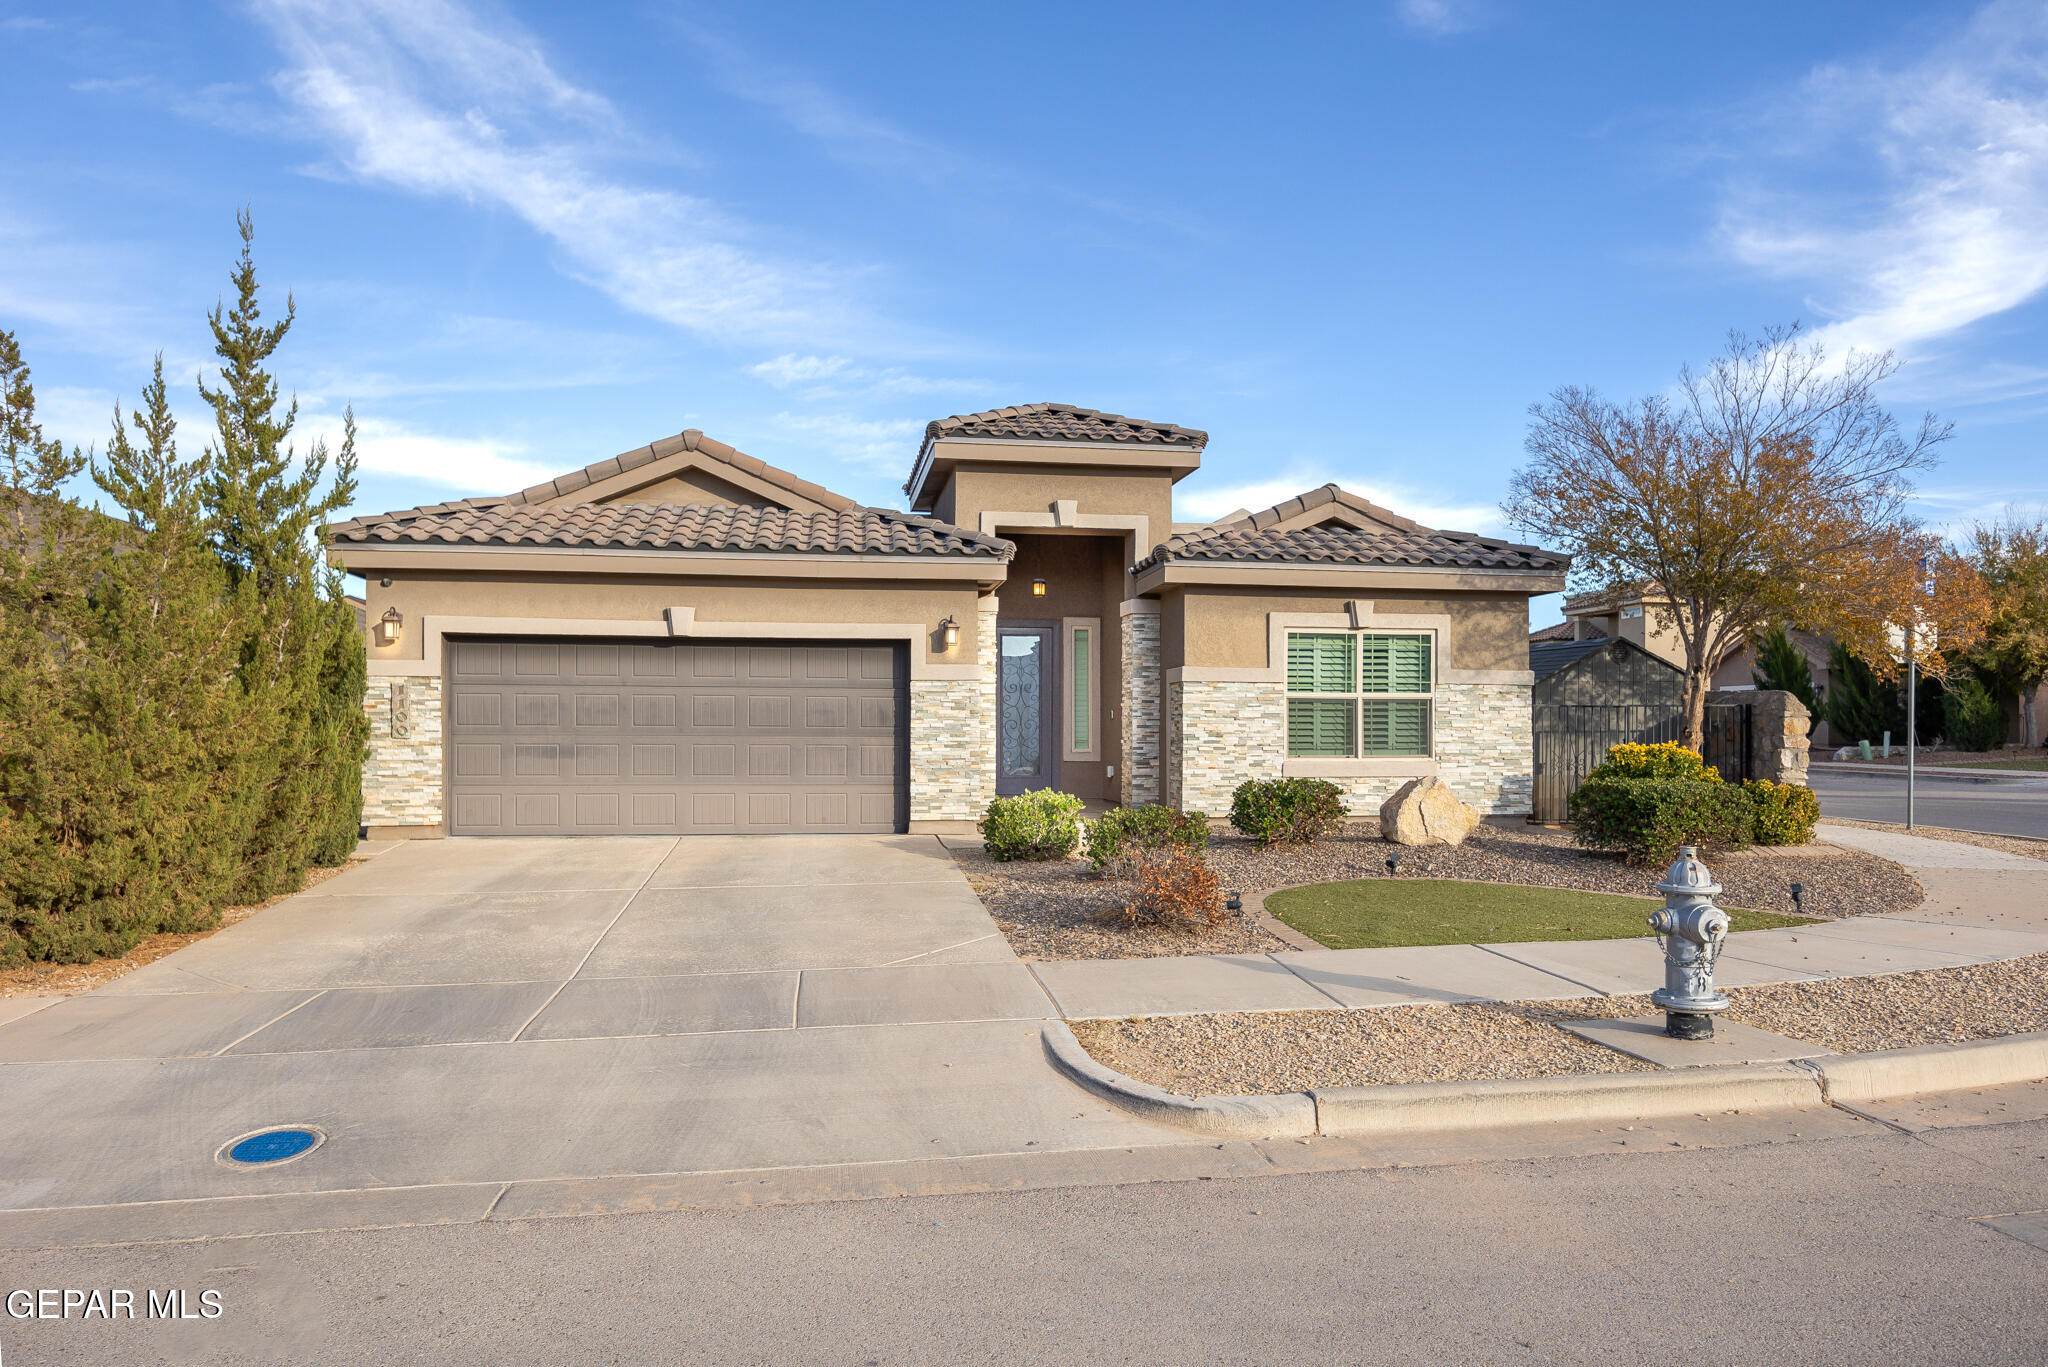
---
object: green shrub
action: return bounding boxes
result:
[1568,777,1754,865]
[1942,671,2007,753]
[1084,803,1209,874]
[979,789,1085,861]
[1228,777,1347,847]
[1744,779,1820,846]
[1587,741,1722,784]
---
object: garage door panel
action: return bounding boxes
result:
[446,638,906,836]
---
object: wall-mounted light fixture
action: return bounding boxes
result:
[375,606,404,648]
[940,615,960,650]
[1031,579,1046,597]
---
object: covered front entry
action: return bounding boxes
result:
[445,637,907,836]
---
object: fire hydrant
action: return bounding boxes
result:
[1647,845,1729,1040]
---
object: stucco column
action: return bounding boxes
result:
[977,593,1000,812]
[1120,600,1161,806]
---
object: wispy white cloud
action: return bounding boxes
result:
[766,412,926,476]
[1176,469,1503,535]
[1393,0,1488,36]
[747,352,993,404]
[301,409,554,492]
[250,0,875,348]
[1718,0,2048,358]
[751,354,853,387]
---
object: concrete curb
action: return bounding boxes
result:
[1810,1029,2048,1104]
[1312,1066,1821,1137]
[1811,761,2048,781]
[1040,1022,1317,1139]
[1045,1024,2048,1140]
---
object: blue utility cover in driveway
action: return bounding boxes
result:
[224,1128,322,1165]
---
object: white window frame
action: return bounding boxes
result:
[1284,629,1436,761]
[1062,616,1102,762]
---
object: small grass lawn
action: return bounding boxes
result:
[1267,878,1813,950]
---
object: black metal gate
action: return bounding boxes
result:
[1532,702,1753,823]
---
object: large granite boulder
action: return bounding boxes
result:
[1378,776,1482,847]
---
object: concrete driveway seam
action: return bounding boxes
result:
[510,836,680,1042]
[878,932,1007,967]
[210,990,328,1056]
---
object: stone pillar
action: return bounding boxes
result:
[1712,688,1810,785]
[1119,601,1162,806]
[361,674,444,835]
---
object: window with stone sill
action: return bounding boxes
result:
[1286,631,1432,759]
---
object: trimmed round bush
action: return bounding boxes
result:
[1588,741,1722,784]
[1744,779,1820,846]
[978,789,1085,861]
[1084,803,1209,875]
[1568,776,1754,865]
[1228,777,1346,848]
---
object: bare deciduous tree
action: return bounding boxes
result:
[1507,326,1989,750]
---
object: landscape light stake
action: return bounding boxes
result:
[1385,852,1402,876]
[1790,882,1804,917]
[1648,846,1730,1041]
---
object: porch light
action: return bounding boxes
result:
[1031,579,1046,597]
[940,616,960,650]
[375,606,403,648]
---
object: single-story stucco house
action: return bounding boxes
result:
[329,404,1568,838]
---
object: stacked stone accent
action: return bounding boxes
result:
[910,678,984,824]
[1430,682,1533,814]
[1160,678,1535,819]
[361,675,444,829]
[1120,608,1162,806]
[1173,679,1285,816]
[1711,688,1811,785]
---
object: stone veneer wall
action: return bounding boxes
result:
[361,675,444,829]
[909,677,984,824]
[1173,680,1285,816]
[1164,678,1535,818]
[1120,608,1162,806]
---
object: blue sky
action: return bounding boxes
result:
[5,0,2047,625]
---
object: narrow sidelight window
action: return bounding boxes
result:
[1071,628,1091,751]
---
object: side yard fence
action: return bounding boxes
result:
[1532,702,1754,823]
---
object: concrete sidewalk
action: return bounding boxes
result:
[1029,825,2048,1020]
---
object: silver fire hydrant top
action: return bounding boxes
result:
[1648,845,1730,1018]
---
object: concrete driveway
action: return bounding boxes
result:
[0,836,1175,1240]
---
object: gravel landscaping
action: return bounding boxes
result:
[1071,953,2048,1096]
[956,819,1922,961]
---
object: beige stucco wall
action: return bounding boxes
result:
[1167,587,1532,673]
[937,466,1174,552]
[359,572,982,669]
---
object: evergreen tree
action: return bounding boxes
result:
[1823,638,1908,746]
[1750,624,1823,714]
[1942,667,2006,752]
[195,212,365,898]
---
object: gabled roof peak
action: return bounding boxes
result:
[498,428,858,513]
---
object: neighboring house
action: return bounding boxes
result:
[1530,636,1682,709]
[327,403,1567,839]
[1557,583,1702,668]
[1528,619,1597,645]
[1712,626,1834,748]
[344,593,367,632]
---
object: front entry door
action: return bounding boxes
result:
[996,625,1058,796]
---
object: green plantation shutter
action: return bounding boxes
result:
[1288,699,1355,758]
[1361,634,1431,694]
[1361,700,1430,756]
[1287,633,1355,693]
[1071,629,1090,750]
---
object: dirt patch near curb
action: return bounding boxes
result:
[1072,953,2048,1096]
[956,821,1921,962]
[0,863,348,999]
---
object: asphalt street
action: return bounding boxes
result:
[1810,767,2048,839]
[3,1115,2046,1366]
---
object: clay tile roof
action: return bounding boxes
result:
[924,403,1208,450]
[329,501,1013,560]
[1133,483,1569,574]
[499,429,859,513]
[1528,620,1589,643]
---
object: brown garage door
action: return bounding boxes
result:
[444,638,907,836]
